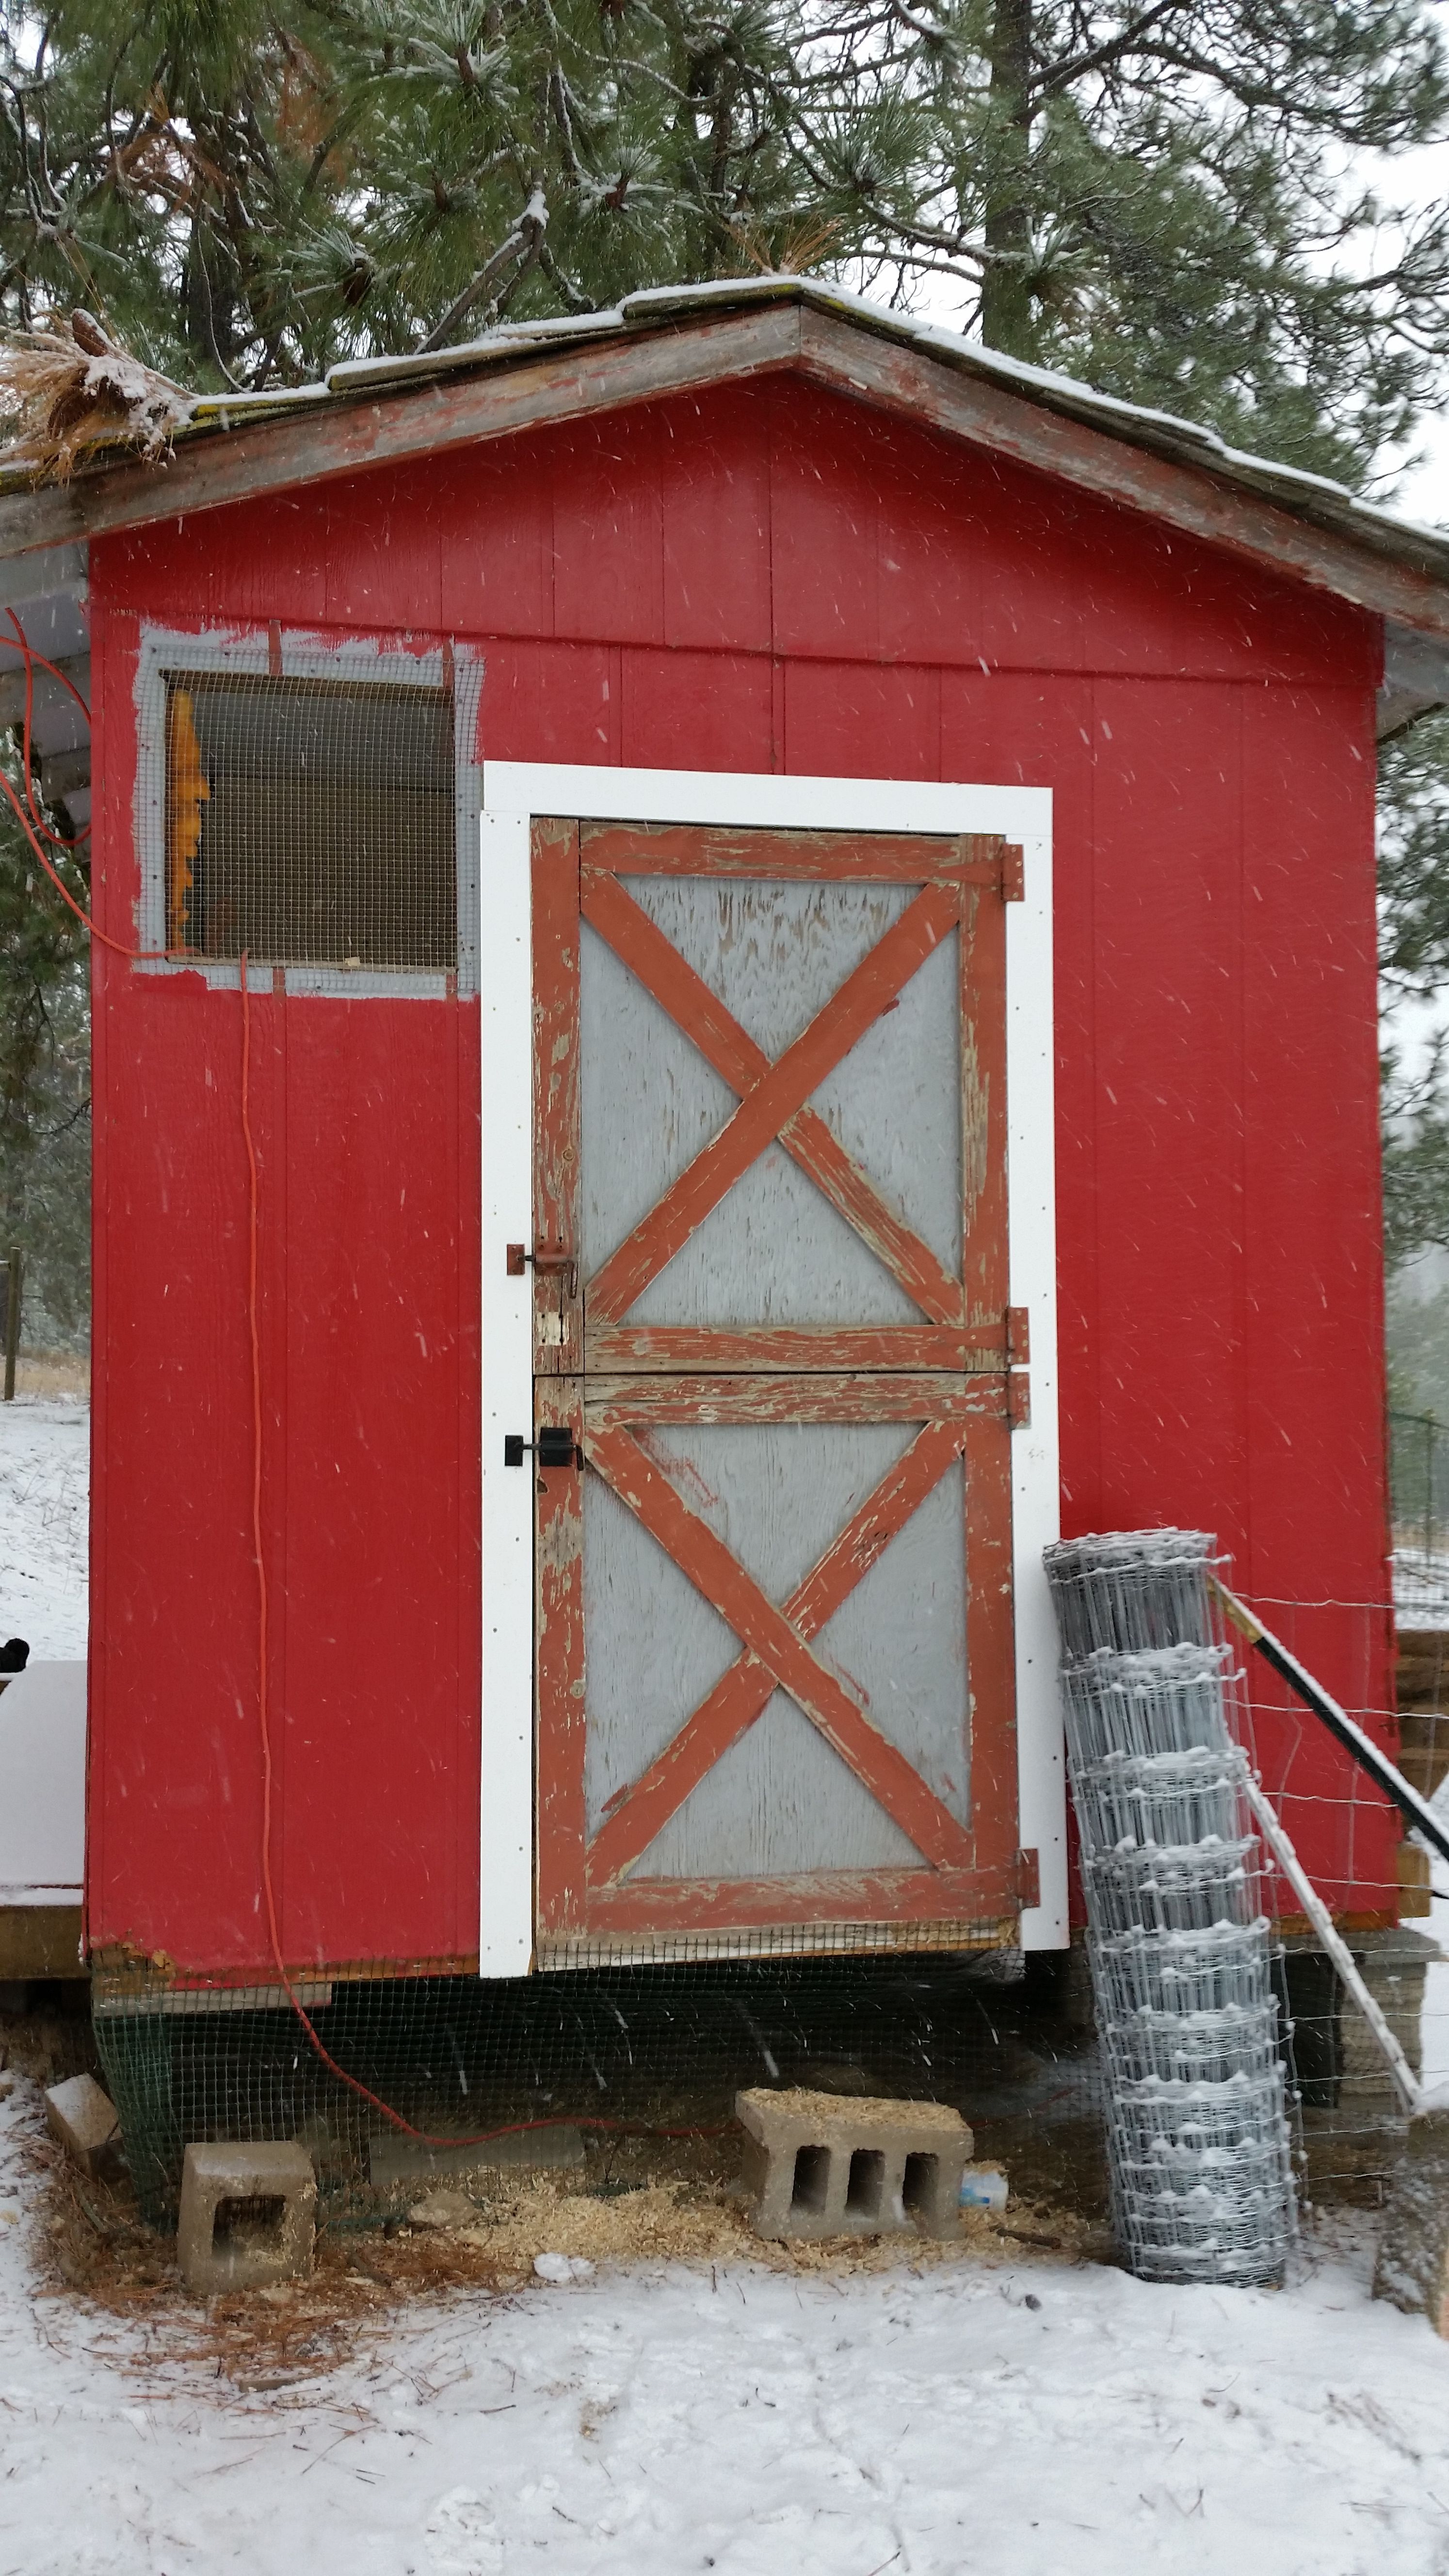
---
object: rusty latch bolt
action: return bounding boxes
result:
[506,1242,578,1298]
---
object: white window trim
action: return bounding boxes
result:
[479,761,1062,1977]
[132,625,483,997]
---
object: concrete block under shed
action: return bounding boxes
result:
[1374,2107,1449,2333]
[737,2087,972,2242]
[45,2073,121,2177]
[178,2142,316,2295]
[368,2122,585,2191]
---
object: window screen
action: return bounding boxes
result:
[164,671,456,970]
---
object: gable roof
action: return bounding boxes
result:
[2,274,1449,795]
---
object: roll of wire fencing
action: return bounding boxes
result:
[1044,1533,1296,2285]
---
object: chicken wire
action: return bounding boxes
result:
[164,669,457,970]
[1045,1528,1297,2286]
[88,1950,1090,2234]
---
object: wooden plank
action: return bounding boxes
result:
[580,1863,1027,1931]
[585,1325,1001,1372]
[534,1377,587,1931]
[585,1421,975,1868]
[531,818,582,1377]
[961,1404,1018,1878]
[585,1371,1007,1425]
[581,820,997,883]
[581,868,965,1326]
[587,1419,967,1882]
[0,1905,83,1980]
[586,880,961,1322]
[0,306,806,559]
[961,847,1010,1324]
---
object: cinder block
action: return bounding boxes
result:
[736,2086,972,2242]
[177,2141,316,2295]
[1374,2107,1449,2333]
[45,2072,121,2177]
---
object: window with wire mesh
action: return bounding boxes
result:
[164,670,456,969]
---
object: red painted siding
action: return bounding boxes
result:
[86,375,1391,1974]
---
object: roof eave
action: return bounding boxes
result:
[0,292,1445,644]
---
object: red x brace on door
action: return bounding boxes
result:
[527,818,1030,1961]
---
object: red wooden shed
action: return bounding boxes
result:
[3,275,1446,1991]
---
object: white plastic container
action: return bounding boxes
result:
[960,2167,1009,2213]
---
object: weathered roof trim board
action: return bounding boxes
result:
[0,279,1445,643]
[0,303,800,558]
[792,310,1434,641]
[1380,622,1449,739]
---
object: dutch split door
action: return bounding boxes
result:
[523,815,1032,1962]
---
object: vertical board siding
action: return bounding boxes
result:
[86,371,1390,1973]
[86,610,481,1972]
[1087,677,1252,1545]
[1239,683,1393,1915]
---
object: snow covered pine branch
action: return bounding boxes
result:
[0,311,193,482]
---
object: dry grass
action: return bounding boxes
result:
[10,1350,89,1398]
[0,310,191,483]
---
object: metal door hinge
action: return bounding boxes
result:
[504,1428,582,1469]
[1006,1306,1030,1366]
[1008,1372,1031,1429]
[1000,844,1025,903]
[1016,1848,1041,1909]
[507,1241,578,1298]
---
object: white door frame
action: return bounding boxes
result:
[479,762,1062,1975]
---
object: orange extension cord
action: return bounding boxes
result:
[7,617,722,2155]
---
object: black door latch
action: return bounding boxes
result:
[504,1428,582,1469]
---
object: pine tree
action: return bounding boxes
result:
[0,759,88,1350]
[4,3,1449,1329]
[1,2,1446,494]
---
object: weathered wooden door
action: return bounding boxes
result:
[528,818,1030,1964]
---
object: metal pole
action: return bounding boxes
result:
[1427,1415,1434,1570]
[2,1246,18,1402]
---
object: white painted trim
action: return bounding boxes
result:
[478,762,1063,1972]
[485,762,1048,843]
[1004,812,1064,1948]
[479,809,535,1974]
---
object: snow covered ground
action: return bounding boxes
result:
[2,2074,1449,2576]
[6,1401,1449,2569]
[0,1395,88,1658]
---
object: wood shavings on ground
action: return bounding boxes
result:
[23,2092,1102,2397]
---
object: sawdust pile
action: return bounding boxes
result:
[0,310,193,482]
[27,2123,1103,2396]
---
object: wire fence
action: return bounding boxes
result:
[1233,1669,1440,2215]
[1391,1409,1449,1622]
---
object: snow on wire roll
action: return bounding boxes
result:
[1042,1530,1219,1658]
[1044,1527,1296,2286]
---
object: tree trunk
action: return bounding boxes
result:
[981,0,1035,358]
